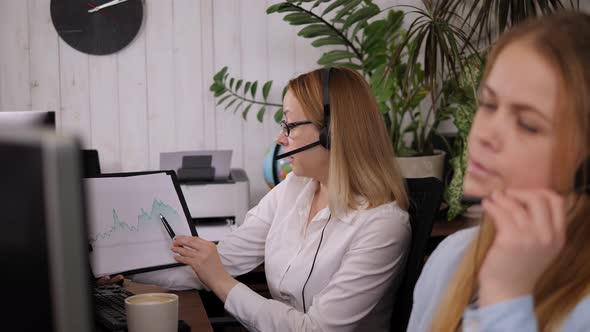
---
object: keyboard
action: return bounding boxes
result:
[93,284,134,331]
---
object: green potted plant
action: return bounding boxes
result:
[209,0,579,220]
[210,1,442,169]
[391,0,580,219]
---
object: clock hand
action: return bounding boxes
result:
[88,0,130,13]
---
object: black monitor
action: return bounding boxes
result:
[0,129,93,331]
[0,111,101,177]
[0,110,56,129]
[82,149,101,177]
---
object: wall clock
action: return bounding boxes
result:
[50,0,143,55]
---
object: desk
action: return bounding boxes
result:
[124,281,213,332]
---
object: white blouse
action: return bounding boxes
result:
[134,172,410,332]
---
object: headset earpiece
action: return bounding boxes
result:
[318,114,330,149]
[319,68,332,150]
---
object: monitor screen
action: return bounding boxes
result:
[0,110,56,129]
[0,129,93,331]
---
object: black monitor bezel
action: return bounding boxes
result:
[84,170,198,277]
[0,110,56,129]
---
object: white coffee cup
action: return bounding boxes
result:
[125,293,179,332]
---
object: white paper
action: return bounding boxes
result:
[85,173,194,276]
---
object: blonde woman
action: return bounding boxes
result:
[134,67,411,331]
[407,12,590,332]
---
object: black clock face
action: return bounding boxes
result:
[51,0,143,55]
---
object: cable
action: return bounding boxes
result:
[302,213,331,313]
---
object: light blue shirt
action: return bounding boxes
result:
[407,227,590,332]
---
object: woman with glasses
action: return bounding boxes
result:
[133,67,411,331]
[408,12,590,332]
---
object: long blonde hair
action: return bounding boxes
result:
[431,12,590,331]
[288,67,408,214]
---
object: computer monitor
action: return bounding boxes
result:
[0,110,56,129]
[82,149,101,177]
[0,129,93,331]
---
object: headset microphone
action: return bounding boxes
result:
[275,141,321,160]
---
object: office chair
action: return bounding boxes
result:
[390,177,444,332]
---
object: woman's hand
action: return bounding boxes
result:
[96,274,125,286]
[479,189,567,307]
[171,236,238,302]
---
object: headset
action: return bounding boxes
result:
[275,67,332,160]
[302,213,331,314]
[318,67,332,150]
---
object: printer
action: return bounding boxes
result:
[160,151,250,226]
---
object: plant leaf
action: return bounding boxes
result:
[276,4,302,13]
[318,50,356,65]
[242,104,253,120]
[267,3,299,14]
[216,95,231,106]
[311,0,329,10]
[235,79,243,92]
[328,62,362,70]
[213,85,226,97]
[262,81,272,100]
[342,4,378,31]
[209,82,222,93]
[224,98,238,110]
[333,0,362,22]
[244,81,252,96]
[233,101,244,113]
[266,3,283,14]
[370,64,394,102]
[445,151,468,220]
[250,81,258,99]
[229,78,235,89]
[213,66,228,82]
[298,24,337,38]
[284,12,320,25]
[350,18,369,42]
[362,21,386,50]
[274,108,284,123]
[321,0,349,16]
[396,145,418,157]
[311,36,345,47]
[402,120,419,133]
[257,106,266,123]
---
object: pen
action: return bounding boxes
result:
[159,214,176,239]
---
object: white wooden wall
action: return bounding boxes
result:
[0,0,329,206]
[2,1,585,205]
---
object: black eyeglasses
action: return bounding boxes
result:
[280,120,313,137]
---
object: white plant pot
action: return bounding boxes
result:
[396,149,446,180]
